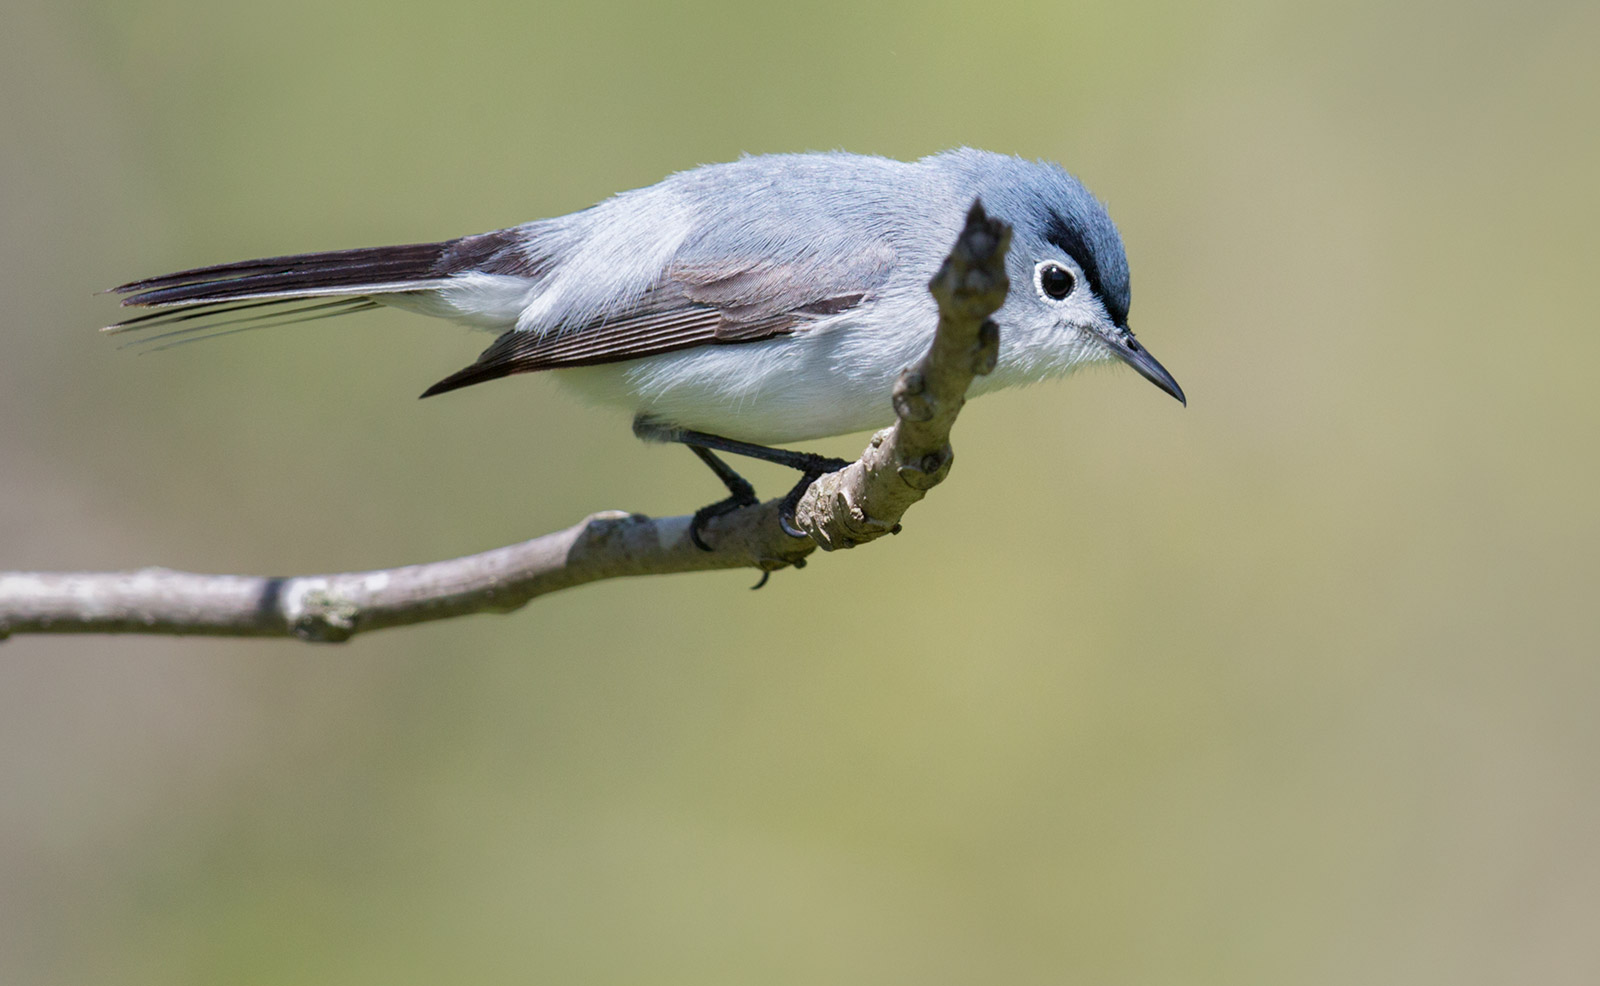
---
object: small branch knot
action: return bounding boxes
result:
[929,202,1012,320]
[892,370,935,422]
[291,590,358,643]
[804,485,901,551]
[897,446,953,491]
[972,319,1000,376]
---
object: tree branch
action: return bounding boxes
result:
[0,202,1011,642]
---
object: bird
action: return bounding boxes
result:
[106,148,1184,546]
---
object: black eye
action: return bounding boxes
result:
[1039,263,1075,300]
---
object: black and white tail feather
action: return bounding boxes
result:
[104,229,539,355]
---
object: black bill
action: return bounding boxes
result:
[1104,330,1185,406]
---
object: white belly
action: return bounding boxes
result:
[553,318,933,445]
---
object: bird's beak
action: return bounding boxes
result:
[1103,328,1186,406]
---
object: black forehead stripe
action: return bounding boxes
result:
[1043,210,1127,326]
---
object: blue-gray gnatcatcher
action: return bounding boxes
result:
[109,148,1184,544]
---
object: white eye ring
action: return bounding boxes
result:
[1035,261,1076,301]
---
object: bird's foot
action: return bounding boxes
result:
[689,484,760,552]
[678,437,848,549]
[776,456,852,538]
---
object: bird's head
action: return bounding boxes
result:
[957,153,1185,405]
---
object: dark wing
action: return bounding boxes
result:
[420,247,892,397]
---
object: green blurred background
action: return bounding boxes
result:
[3,0,1597,982]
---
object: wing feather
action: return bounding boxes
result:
[421,245,893,397]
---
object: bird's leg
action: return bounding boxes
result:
[675,430,852,542]
[685,445,759,552]
[635,417,851,549]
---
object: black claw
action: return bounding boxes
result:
[689,511,716,552]
[777,467,836,539]
[689,493,758,552]
[750,571,771,590]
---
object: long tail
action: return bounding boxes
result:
[105,228,536,350]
